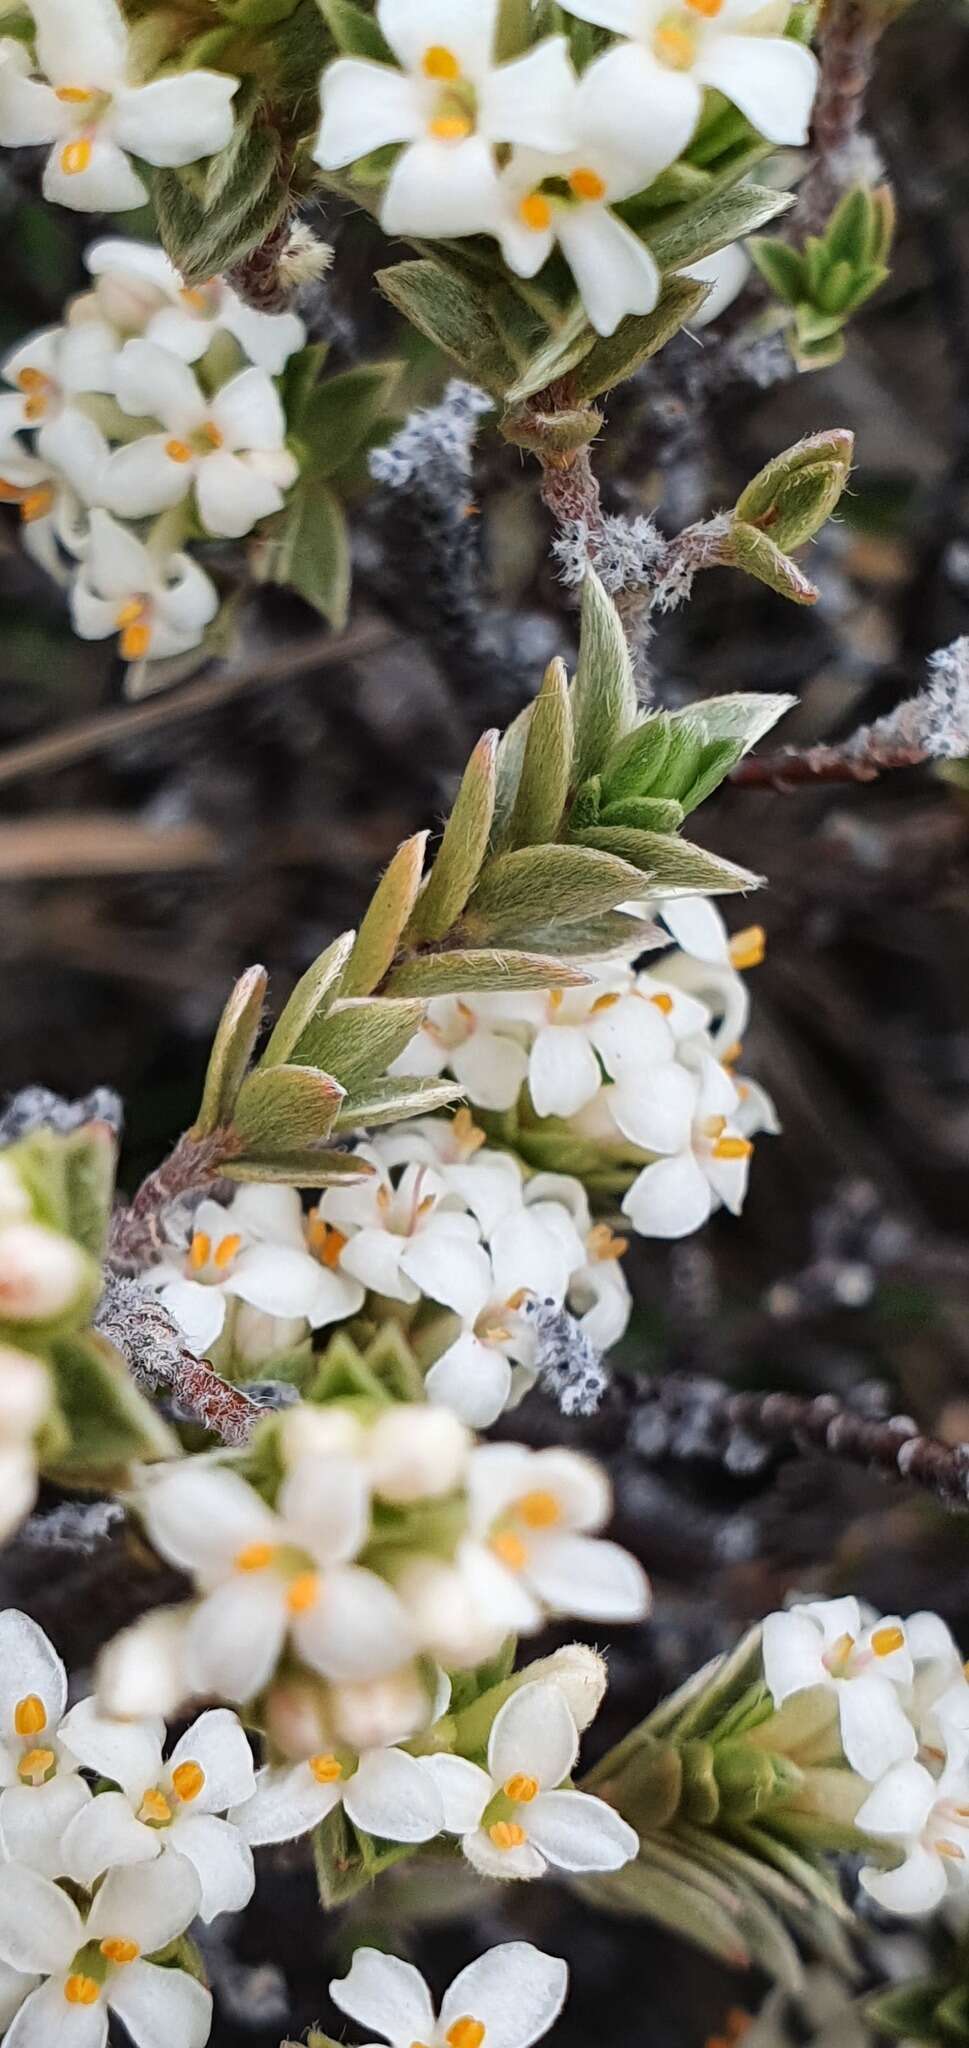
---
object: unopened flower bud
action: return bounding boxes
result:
[735,431,854,555]
[97,1606,190,1721]
[0,1160,31,1229]
[0,1345,50,1439]
[524,1644,608,1732]
[265,1676,336,1761]
[233,1305,308,1368]
[330,1665,431,1751]
[395,1556,507,1670]
[0,1223,88,1322]
[280,1403,366,1464]
[368,1405,470,1504]
[0,1443,38,1540]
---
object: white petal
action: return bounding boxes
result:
[660,897,730,964]
[479,38,577,152]
[60,1790,155,1887]
[838,1675,917,1782]
[184,1577,288,1704]
[426,1332,513,1429]
[59,1696,163,1797]
[569,1258,631,1352]
[622,1153,712,1238]
[557,204,660,337]
[168,1708,255,1814]
[145,306,214,362]
[340,1226,416,1303]
[587,995,673,1077]
[315,57,422,168]
[450,1031,529,1112]
[526,1531,650,1622]
[518,1448,612,1535]
[81,505,150,597]
[279,1452,370,1566]
[444,1155,524,1237]
[527,1789,638,1871]
[417,1755,491,1834]
[0,1775,91,1879]
[859,1843,947,1916]
[695,34,819,146]
[377,0,498,74]
[488,1681,578,1791]
[221,1243,324,1320]
[608,1061,696,1155]
[0,1959,36,2033]
[907,1612,959,1666]
[381,136,501,240]
[231,1762,342,1846]
[4,1978,107,2048]
[293,1564,415,1682]
[0,1611,67,1736]
[101,437,192,520]
[141,1462,279,1577]
[115,341,204,430]
[575,42,699,193]
[702,1140,750,1218]
[440,1943,569,2048]
[29,0,127,86]
[0,1864,81,1974]
[855,1761,937,1840]
[37,410,109,504]
[111,72,238,167]
[220,296,306,375]
[793,1596,861,1644]
[43,136,146,214]
[210,366,285,454]
[168,1814,254,1921]
[561,0,647,27]
[762,1612,826,1706]
[330,1946,436,2047]
[463,1826,547,1880]
[0,65,62,148]
[686,243,750,328]
[343,1747,443,1843]
[107,1958,212,2048]
[195,447,285,538]
[400,1231,492,1323]
[152,1278,225,1355]
[88,1847,201,1954]
[307,1263,367,1329]
[528,1027,601,1120]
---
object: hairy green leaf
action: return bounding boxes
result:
[506,658,573,849]
[234,1064,345,1154]
[407,731,498,943]
[383,950,588,997]
[193,965,267,1135]
[344,833,429,996]
[570,570,638,784]
[261,932,355,1069]
[464,843,646,942]
[299,998,426,1089]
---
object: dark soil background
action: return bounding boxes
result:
[1,6,969,2043]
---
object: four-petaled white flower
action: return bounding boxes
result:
[564,0,819,148]
[320,1154,488,1319]
[763,1597,917,1782]
[83,238,306,374]
[316,0,577,240]
[0,0,237,214]
[420,1679,638,1880]
[0,1854,210,2048]
[57,1700,256,1923]
[330,1941,569,2048]
[230,1741,443,1849]
[521,973,675,1121]
[389,997,530,1114]
[374,1113,526,1239]
[0,323,114,501]
[104,340,298,538]
[71,510,219,667]
[857,1756,969,1916]
[423,1199,586,1429]
[0,1611,90,1880]
[139,1458,415,1704]
[619,1048,756,1240]
[465,1444,651,1629]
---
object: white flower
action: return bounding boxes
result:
[525,973,678,1120]
[565,1221,633,1353]
[0,322,114,498]
[57,1701,255,1922]
[763,1597,917,1781]
[319,1154,488,1317]
[858,1757,969,1915]
[655,918,763,1055]
[905,1611,969,1768]
[0,1221,89,1321]
[231,1741,443,1849]
[103,340,298,538]
[315,0,577,240]
[619,1048,755,1239]
[464,1443,650,1628]
[0,1855,211,2048]
[330,1941,568,2048]
[138,1459,415,1704]
[373,1112,526,1238]
[83,238,306,373]
[282,1401,470,1507]
[141,1184,364,1361]
[564,0,819,149]
[0,1613,90,1880]
[420,1679,637,1880]
[390,999,530,1114]
[71,510,219,667]
[423,1199,586,1429]
[489,44,695,336]
[0,1350,49,1544]
[96,1607,193,1724]
[0,0,237,213]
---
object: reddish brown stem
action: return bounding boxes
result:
[107,1129,239,1272]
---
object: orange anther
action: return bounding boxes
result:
[61,138,93,176]
[14,1695,46,1737]
[172,1761,205,1803]
[568,167,607,202]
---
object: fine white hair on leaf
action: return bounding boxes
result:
[369,381,494,494]
[917,637,969,758]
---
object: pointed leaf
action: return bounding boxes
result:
[650,183,793,275]
[344,833,429,996]
[464,844,646,942]
[505,658,573,850]
[677,692,795,754]
[332,1077,463,1130]
[570,570,638,784]
[383,950,588,996]
[224,1149,373,1186]
[376,261,516,393]
[234,1064,345,1154]
[568,829,759,894]
[261,932,355,1068]
[298,998,427,1088]
[569,275,709,403]
[193,965,268,1136]
[407,732,498,944]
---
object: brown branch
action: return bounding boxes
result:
[733,642,969,789]
[796,0,885,235]
[107,1130,239,1273]
[96,1278,259,1447]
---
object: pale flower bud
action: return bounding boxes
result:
[0,1345,50,1439]
[280,1403,366,1464]
[367,1406,470,1505]
[524,1644,608,1731]
[395,1556,507,1670]
[265,1676,336,1761]
[96,1606,190,1721]
[0,1160,31,1229]
[0,1223,88,1321]
[0,1443,38,1541]
[232,1305,308,1367]
[329,1665,431,1751]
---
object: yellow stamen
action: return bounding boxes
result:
[235,1541,277,1572]
[871,1625,905,1657]
[171,1761,205,1803]
[568,167,607,202]
[488,1820,527,1850]
[120,623,151,661]
[685,0,724,12]
[712,1136,753,1161]
[519,192,552,233]
[202,421,224,449]
[453,1107,486,1155]
[17,368,47,393]
[55,85,94,103]
[490,1531,527,1571]
[23,393,47,423]
[937,1839,966,1861]
[503,1773,539,1804]
[18,1747,55,1785]
[423,44,461,79]
[588,1223,629,1261]
[505,1287,529,1311]
[654,22,696,66]
[650,992,674,1015]
[729,925,766,971]
[138,1786,173,1825]
[825,1631,855,1675]
[429,113,473,140]
[320,1226,348,1270]
[516,1489,561,1530]
[214,1232,242,1270]
[416,1193,437,1218]
[189,1231,211,1271]
[703,1114,727,1141]
[14,1695,47,1737]
[721,1041,743,1067]
[447,2023,485,2048]
[115,599,145,631]
[180,287,210,313]
[287,1571,319,1615]
[61,138,93,176]
[65,1976,100,2006]
[165,438,194,464]
[548,990,565,1014]
[310,1753,343,1784]
[100,1938,139,1965]
[592,991,621,1013]
[20,485,55,524]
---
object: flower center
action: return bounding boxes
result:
[138,1786,173,1827]
[503,1774,539,1803]
[653,15,698,66]
[65,1976,101,2006]
[308,1213,348,1269]
[165,438,194,465]
[650,991,674,1016]
[568,167,607,203]
[114,598,152,663]
[201,421,224,449]
[100,1939,139,1965]
[516,1489,561,1530]
[729,925,766,971]
[310,1753,343,1784]
[18,1746,56,1786]
[488,1820,527,1850]
[171,1760,206,1803]
[187,1225,243,1275]
[14,1694,47,1737]
[447,2023,486,2048]
[16,367,55,423]
[587,1223,629,1262]
[936,1838,966,1861]
[423,43,476,139]
[423,44,461,80]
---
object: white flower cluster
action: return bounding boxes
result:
[141,1119,631,1426]
[390,901,777,1243]
[329,1942,568,2048]
[0,237,305,683]
[764,1597,969,1916]
[0,1156,90,1543]
[315,0,818,333]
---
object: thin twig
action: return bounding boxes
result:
[96,1277,260,1448]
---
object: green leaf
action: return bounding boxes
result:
[263,479,351,628]
[735,431,854,553]
[260,932,355,1068]
[377,260,516,393]
[193,965,268,1135]
[729,521,819,604]
[600,715,678,805]
[151,130,285,284]
[234,1064,345,1154]
[501,301,597,407]
[866,1980,953,2043]
[314,0,394,56]
[679,692,795,754]
[463,844,646,943]
[578,1848,752,1970]
[568,827,759,894]
[48,1331,177,1481]
[407,732,498,944]
[297,361,402,478]
[490,700,535,852]
[332,1077,463,1130]
[749,235,806,306]
[383,950,588,997]
[651,182,793,275]
[599,796,684,832]
[508,910,660,957]
[223,1149,373,1186]
[678,738,744,814]
[60,1125,117,1262]
[344,833,429,996]
[298,998,426,1089]
[506,658,573,849]
[569,275,708,403]
[570,570,638,784]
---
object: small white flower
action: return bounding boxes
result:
[0,1855,211,2048]
[0,322,114,498]
[464,1443,650,1628]
[330,1940,568,2048]
[420,1679,637,1880]
[83,237,306,372]
[906,1611,969,1768]
[231,1740,443,1849]
[373,1112,526,1238]
[58,1701,256,1922]
[0,0,237,214]
[619,1048,755,1239]
[0,1350,49,1544]
[390,999,530,1115]
[858,1756,969,1915]
[279,1400,470,1507]
[315,0,578,239]
[763,1597,917,1782]
[139,1459,415,1704]
[320,1153,488,1318]
[0,1613,90,1880]
[653,917,764,1055]
[96,1607,193,1724]
[103,340,298,538]
[0,1221,89,1322]
[424,1200,586,1429]
[564,0,819,149]
[71,510,219,667]
[565,1221,633,1354]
